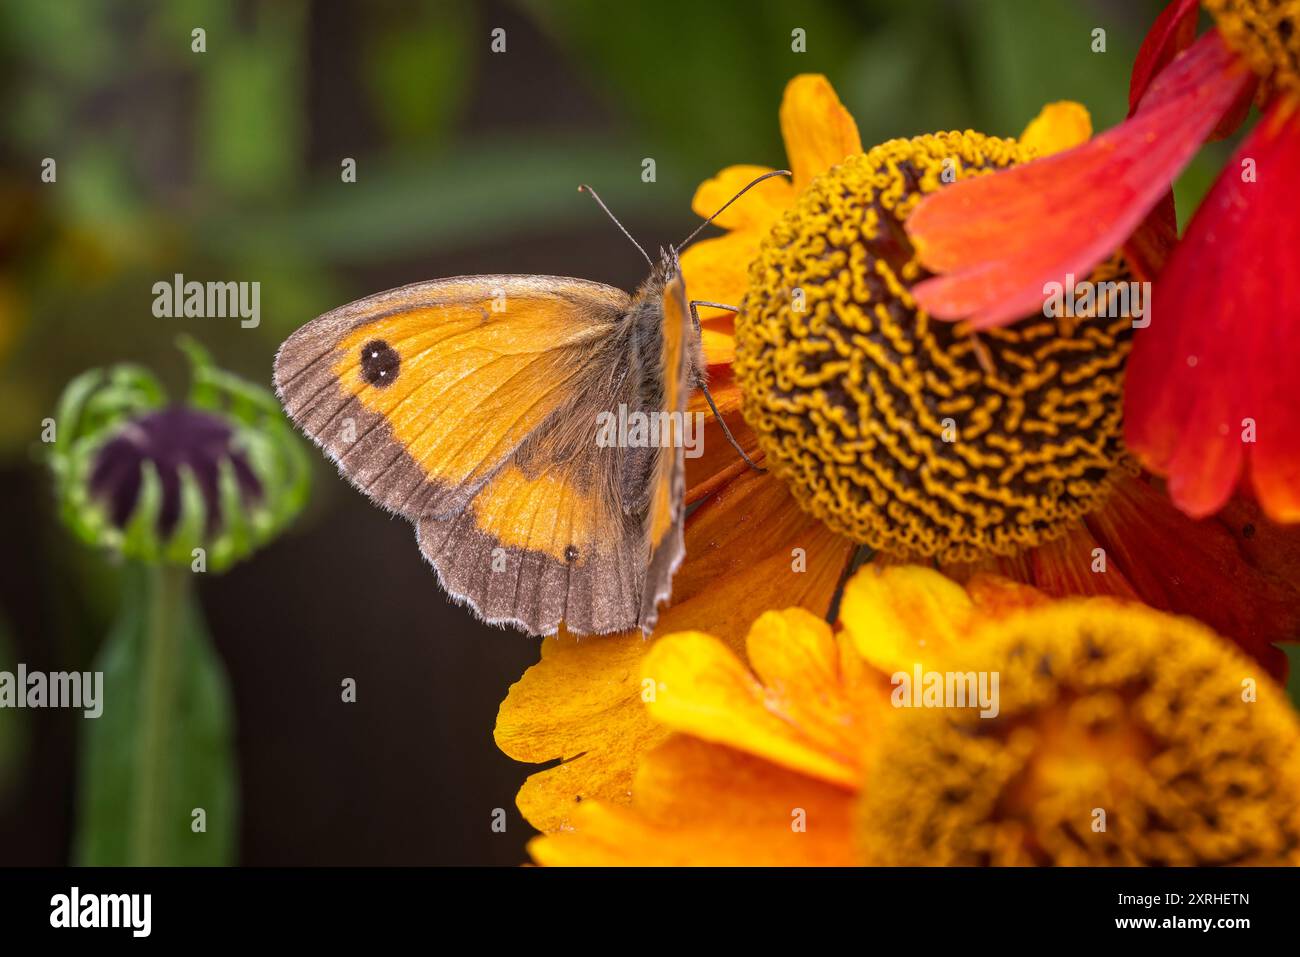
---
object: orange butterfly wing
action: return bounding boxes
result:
[275,275,648,635]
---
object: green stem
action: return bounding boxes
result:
[130,563,188,865]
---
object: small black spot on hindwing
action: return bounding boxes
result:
[564,545,579,563]
[360,339,400,387]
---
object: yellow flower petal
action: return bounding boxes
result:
[680,229,760,324]
[494,468,856,832]
[745,607,839,695]
[779,74,862,190]
[642,613,860,788]
[689,164,794,231]
[745,607,890,771]
[529,736,858,866]
[493,632,662,831]
[839,565,974,674]
[1018,100,1092,157]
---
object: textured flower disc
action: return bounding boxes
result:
[858,600,1300,866]
[1206,0,1300,92]
[734,132,1135,562]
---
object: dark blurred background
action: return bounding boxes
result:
[1,0,1192,865]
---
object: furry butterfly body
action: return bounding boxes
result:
[274,248,699,636]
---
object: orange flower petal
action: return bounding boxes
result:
[492,629,654,832]
[961,574,1053,619]
[746,607,892,773]
[689,163,794,231]
[494,468,856,832]
[698,309,737,367]
[938,520,1144,605]
[1026,518,1141,602]
[699,326,736,366]
[1125,101,1300,523]
[641,613,863,788]
[529,736,858,866]
[669,468,856,645]
[779,74,862,191]
[935,547,1035,587]
[679,229,759,323]
[685,368,759,503]
[906,31,1252,329]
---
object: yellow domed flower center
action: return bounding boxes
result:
[734,133,1134,563]
[857,601,1300,866]
[1206,0,1300,91]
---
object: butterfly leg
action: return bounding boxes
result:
[688,300,766,474]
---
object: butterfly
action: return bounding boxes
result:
[273,174,784,636]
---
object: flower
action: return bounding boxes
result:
[724,81,1300,676]
[679,74,861,347]
[528,565,1300,866]
[49,337,310,572]
[736,130,1131,561]
[496,74,1300,840]
[904,0,1300,523]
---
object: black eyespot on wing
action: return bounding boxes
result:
[360,339,400,387]
[564,545,579,563]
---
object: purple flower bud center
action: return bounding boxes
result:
[88,406,262,537]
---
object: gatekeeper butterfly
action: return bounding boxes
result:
[273,176,783,636]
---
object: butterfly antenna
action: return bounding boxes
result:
[578,184,653,267]
[676,169,792,251]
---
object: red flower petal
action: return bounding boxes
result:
[1084,476,1297,678]
[1128,0,1199,115]
[1126,1,1204,284]
[1125,100,1300,523]
[1210,75,1259,141]
[907,31,1252,330]
[1123,191,1178,281]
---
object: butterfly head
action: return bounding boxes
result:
[580,173,789,278]
[656,244,682,280]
